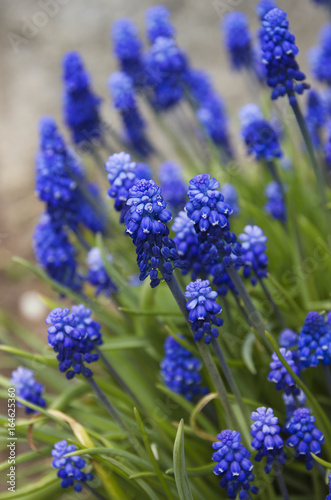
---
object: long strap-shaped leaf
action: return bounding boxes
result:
[173,419,194,500]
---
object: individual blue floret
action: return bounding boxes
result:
[212,430,258,499]
[10,367,46,414]
[286,407,324,470]
[161,335,207,401]
[51,440,93,492]
[185,279,223,344]
[62,51,102,147]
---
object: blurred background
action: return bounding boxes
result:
[0,0,327,326]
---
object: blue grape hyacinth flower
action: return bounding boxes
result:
[105,152,137,213]
[264,181,287,222]
[256,0,277,20]
[111,18,145,87]
[327,473,331,500]
[172,211,202,279]
[145,5,175,43]
[221,12,253,70]
[185,279,223,344]
[108,71,152,156]
[33,213,82,292]
[86,247,118,297]
[220,184,239,216]
[161,335,207,401]
[185,174,242,269]
[212,430,258,500]
[305,89,327,147]
[309,24,331,85]
[62,51,102,147]
[241,117,283,161]
[239,225,268,286]
[286,408,324,470]
[46,306,100,379]
[268,347,299,395]
[250,407,286,473]
[10,367,46,414]
[158,161,187,211]
[298,311,331,368]
[259,8,309,106]
[125,179,186,287]
[51,440,93,492]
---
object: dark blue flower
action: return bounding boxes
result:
[221,184,239,216]
[185,279,223,344]
[260,8,309,106]
[268,347,299,395]
[256,0,277,20]
[264,181,287,222]
[286,408,324,470]
[183,68,213,105]
[46,306,100,379]
[62,51,102,147]
[10,367,46,414]
[161,335,207,401]
[305,89,327,147]
[108,72,152,156]
[309,24,331,85]
[221,12,253,70]
[111,18,145,87]
[250,407,286,473]
[86,247,118,297]
[185,174,242,268]
[212,430,258,500]
[279,328,298,349]
[51,440,93,492]
[196,95,233,157]
[158,161,187,211]
[241,118,282,161]
[144,36,187,110]
[33,213,82,292]
[125,179,186,287]
[145,5,175,43]
[105,152,137,213]
[172,211,202,279]
[239,225,268,285]
[298,311,331,368]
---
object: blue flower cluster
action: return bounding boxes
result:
[33,213,82,292]
[256,0,277,20]
[144,36,187,110]
[158,161,187,211]
[298,311,331,368]
[108,71,152,156]
[145,5,175,43]
[105,152,137,214]
[260,8,309,106]
[185,174,242,268]
[51,440,93,492]
[309,24,331,85]
[62,51,102,147]
[86,247,118,297]
[161,335,207,401]
[185,279,223,343]
[46,306,101,379]
[111,18,144,87]
[286,408,324,470]
[305,89,327,147]
[250,407,286,473]
[239,225,268,285]
[212,430,258,500]
[221,12,253,70]
[241,116,282,161]
[264,181,287,223]
[268,348,299,395]
[11,367,46,414]
[125,179,186,287]
[172,211,201,279]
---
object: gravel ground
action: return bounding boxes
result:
[0,0,327,316]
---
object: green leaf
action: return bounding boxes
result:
[173,419,193,500]
[166,462,214,477]
[241,332,257,375]
[0,472,57,499]
[101,338,149,351]
[311,453,331,469]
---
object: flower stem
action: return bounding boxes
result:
[227,266,271,352]
[259,278,286,329]
[94,346,141,406]
[84,375,141,451]
[275,470,290,500]
[291,99,327,206]
[164,271,238,428]
[83,482,108,500]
